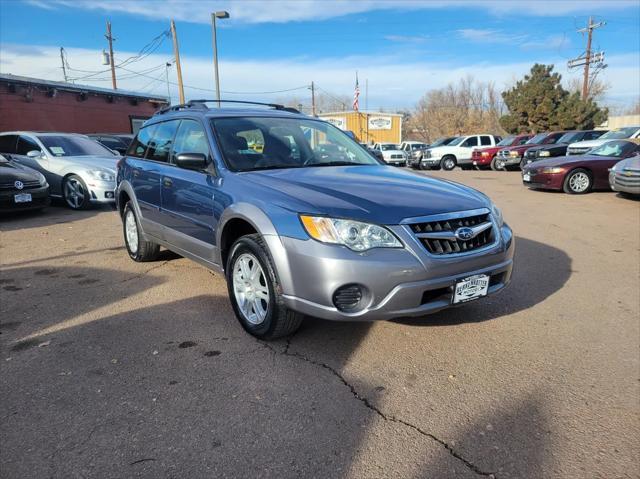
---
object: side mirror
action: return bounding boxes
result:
[175,152,207,171]
[27,150,43,158]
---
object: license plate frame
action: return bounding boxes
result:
[453,274,490,304]
[14,193,32,203]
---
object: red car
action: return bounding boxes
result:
[521,140,640,194]
[472,134,534,170]
[496,131,568,171]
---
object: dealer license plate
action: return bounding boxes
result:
[14,193,32,203]
[453,274,490,304]
[523,173,531,182]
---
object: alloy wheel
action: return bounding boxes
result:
[64,177,86,209]
[232,253,269,325]
[569,172,590,193]
[125,210,139,254]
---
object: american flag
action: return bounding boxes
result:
[353,73,360,111]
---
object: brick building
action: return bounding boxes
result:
[0,74,168,134]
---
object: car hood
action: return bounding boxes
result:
[501,143,540,152]
[0,160,43,182]
[614,156,640,170]
[525,155,616,169]
[238,165,489,224]
[56,155,118,172]
[381,149,405,155]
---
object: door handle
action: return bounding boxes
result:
[163,177,173,188]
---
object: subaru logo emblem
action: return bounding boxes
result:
[14,180,24,190]
[454,227,474,241]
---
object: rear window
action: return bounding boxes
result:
[39,135,113,156]
[0,135,18,154]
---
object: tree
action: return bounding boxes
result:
[500,64,608,133]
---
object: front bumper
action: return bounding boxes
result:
[267,223,514,321]
[87,180,116,204]
[0,185,50,211]
[522,171,564,190]
[501,154,522,166]
[472,155,492,166]
[609,170,640,195]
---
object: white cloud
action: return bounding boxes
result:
[457,29,527,44]
[1,43,638,111]
[25,0,639,24]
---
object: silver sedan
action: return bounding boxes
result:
[609,155,640,196]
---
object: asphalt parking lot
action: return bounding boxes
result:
[1,170,638,479]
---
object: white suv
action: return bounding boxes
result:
[373,142,407,166]
[422,135,500,170]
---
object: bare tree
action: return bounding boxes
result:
[624,99,640,115]
[566,76,610,102]
[405,77,506,142]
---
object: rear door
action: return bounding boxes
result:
[160,119,220,263]
[126,123,166,236]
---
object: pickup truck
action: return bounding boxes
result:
[421,134,501,170]
[472,134,533,170]
[495,131,567,170]
[372,142,407,166]
[400,141,427,158]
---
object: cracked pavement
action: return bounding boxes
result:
[1,171,639,478]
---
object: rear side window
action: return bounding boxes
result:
[146,120,179,163]
[172,120,210,159]
[16,136,41,155]
[0,135,18,154]
[127,125,156,158]
[480,136,492,146]
[517,136,530,145]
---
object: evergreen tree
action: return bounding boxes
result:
[500,64,607,133]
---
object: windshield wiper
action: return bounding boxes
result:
[242,164,304,172]
[309,161,364,167]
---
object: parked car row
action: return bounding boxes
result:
[0,131,133,213]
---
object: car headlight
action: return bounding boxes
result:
[36,171,47,186]
[87,169,115,182]
[300,215,402,251]
[509,151,520,157]
[538,151,551,157]
[490,203,504,227]
[542,167,564,174]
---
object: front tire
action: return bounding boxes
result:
[441,156,456,171]
[226,234,303,339]
[490,157,503,171]
[563,168,593,194]
[123,202,160,261]
[63,174,91,210]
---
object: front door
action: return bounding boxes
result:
[160,119,221,264]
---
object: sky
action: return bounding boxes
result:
[0,0,638,113]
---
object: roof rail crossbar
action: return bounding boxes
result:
[189,99,301,114]
[155,101,209,116]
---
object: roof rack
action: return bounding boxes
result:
[155,99,301,116]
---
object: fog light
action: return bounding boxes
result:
[105,191,114,199]
[332,284,364,312]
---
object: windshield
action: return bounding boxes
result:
[380,144,400,151]
[497,136,516,146]
[557,132,582,144]
[600,127,640,140]
[589,141,636,157]
[430,137,456,147]
[39,135,114,157]
[410,143,425,150]
[526,133,548,144]
[211,117,380,172]
[448,137,466,146]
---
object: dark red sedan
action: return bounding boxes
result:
[521,140,640,194]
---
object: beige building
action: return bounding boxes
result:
[318,111,403,145]
[599,114,640,130]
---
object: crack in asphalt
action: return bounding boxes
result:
[261,337,495,478]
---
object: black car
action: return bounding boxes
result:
[0,154,50,212]
[360,143,384,162]
[522,130,606,166]
[88,134,134,155]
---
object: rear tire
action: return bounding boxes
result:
[226,234,303,340]
[123,202,160,262]
[563,168,593,194]
[441,156,456,171]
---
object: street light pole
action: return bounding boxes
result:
[211,11,230,107]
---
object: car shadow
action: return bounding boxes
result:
[392,236,571,326]
[0,201,115,232]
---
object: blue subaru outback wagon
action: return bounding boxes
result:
[116,100,514,339]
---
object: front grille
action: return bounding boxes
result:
[614,171,640,187]
[0,180,41,191]
[409,212,495,255]
[567,147,589,155]
[390,154,403,159]
[525,150,537,158]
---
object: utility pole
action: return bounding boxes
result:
[105,21,117,90]
[59,47,68,82]
[170,20,185,104]
[211,11,229,108]
[310,81,316,116]
[568,16,606,100]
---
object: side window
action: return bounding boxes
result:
[463,137,479,147]
[517,137,530,145]
[480,136,492,146]
[16,136,41,155]
[172,120,210,159]
[127,125,156,159]
[584,131,602,141]
[146,120,179,163]
[0,135,18,154]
